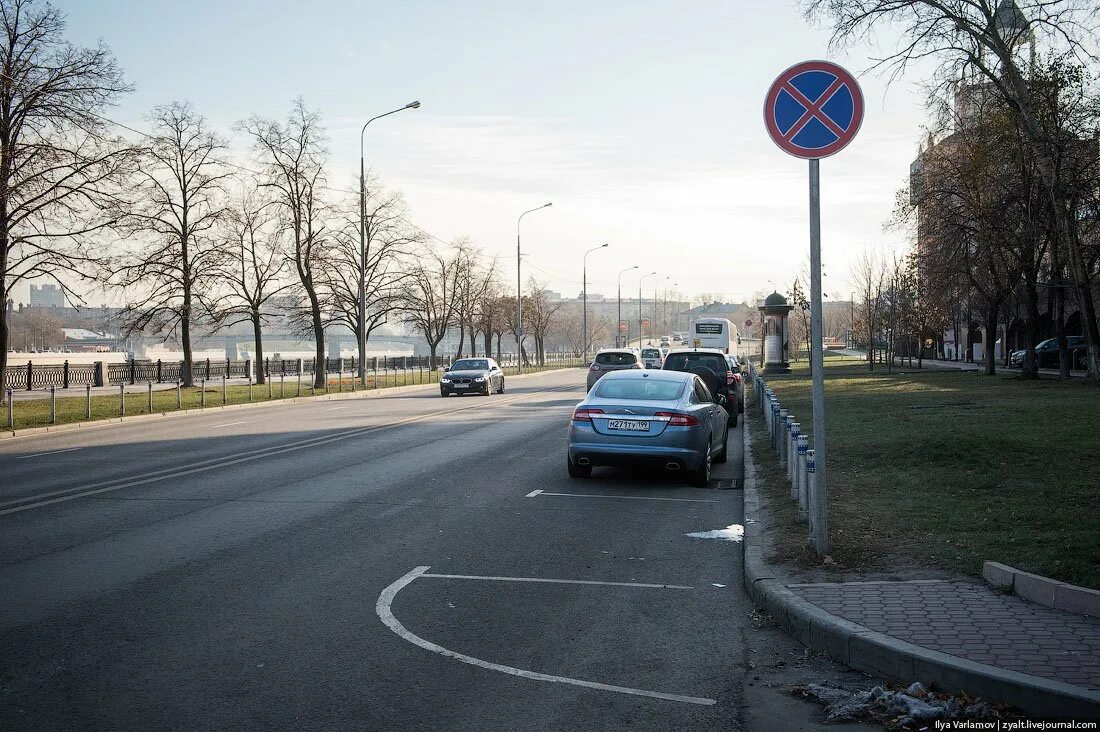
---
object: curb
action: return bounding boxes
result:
[740,415,1100,719]
[1,368,583,441]
[984,561,1100,619]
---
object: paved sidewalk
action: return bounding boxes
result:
[789,579,1100,691]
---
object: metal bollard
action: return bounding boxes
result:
[85,384,92,419]
[788,421,800,494]
[222,376,226,405]
[777,409,788,458]
[249,375,253,402]
[49,385,56,424]
[297,370,302,397]
[268,375,273,400]
[6,387,13,428]
[176,380,182,410]
[119,384,125,416]
[200,379,206,409]
[797,434,809,516]
[148,382,153,413]
[783,415,794,470]
[280,372,285,398]
[806,449,817,535]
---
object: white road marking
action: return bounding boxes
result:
[211,421,249,428]
[324,406,347,411]
[15,447,82,460]
[421,573,693,590]
[0,385,576,516]
[376,566,716,706]
[532,491,718,504]
[686,524,744,542]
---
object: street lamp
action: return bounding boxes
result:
[663,281,678,337]
[359,100,420,385]
[582,243,608,362]
[617,265,638,347]
[639,272,658,346]
[654,275,670,341]
[516,203,552,366]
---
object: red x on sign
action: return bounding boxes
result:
[764,60,863,159]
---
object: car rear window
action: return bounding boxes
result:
[641,349,660,358]
[595,352,637,365]
[663,353,727,372]
[595,378,684,401]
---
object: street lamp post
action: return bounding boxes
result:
[617,265,638,348]
[582,244,608,362]
[516,203,552,367]
[639,272,658,346]
[359,100,420,386]
[654,276,670,340]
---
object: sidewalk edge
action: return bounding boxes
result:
[740,421,1100,719]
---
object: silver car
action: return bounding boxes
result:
[567,369,730,487]
[586,348,643,390]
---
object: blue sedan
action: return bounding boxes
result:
[567,369,730,487]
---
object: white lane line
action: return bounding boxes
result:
[324,406,347,411]
[0,384,576,516]
[421,573,693,590]
[211,421,249,428]
[14,447,82,460]
[375,567,716,706]
[532,491,718,504]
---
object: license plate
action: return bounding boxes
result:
[454,383,469,388]
[607,419,649,431]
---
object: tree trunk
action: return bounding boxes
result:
[484,330,492,359]
[0,271,8,404]
[455,322,465,359]
[982,304,999,376]
[181,309,194,388]
[1021,281,1040,378]
[1055,268,1071,380]
[252,313,265,385]
[310,303,325,389]
[428,342,439,371]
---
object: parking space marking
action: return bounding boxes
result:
[421,572,693,590]
[376,566,717,706]
[529,491,718,504]
[15,447,82,460]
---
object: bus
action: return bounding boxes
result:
[689,318,738,355]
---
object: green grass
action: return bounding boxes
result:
[749,352,1100,589]
[4,360,583,431]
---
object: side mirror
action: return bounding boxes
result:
[443,366,450,372]
[717,394,728,405]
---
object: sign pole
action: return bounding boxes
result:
[808,158,828,555]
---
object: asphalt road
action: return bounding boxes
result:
[0,368,871,730]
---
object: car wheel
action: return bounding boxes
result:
[691,445,712,487]
[714,425,729,464]
[498,378,505,394]
[567,456,591,479]
[440,390,448,397]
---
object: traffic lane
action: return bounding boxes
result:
[0,395,578,624]
[0,369,584,504]
[0,389,745,730]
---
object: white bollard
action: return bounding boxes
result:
[778,410,788,463]
[788,421,800,495]
[797,434,809,518]
[806,448,817,536]
[49,385,56,424]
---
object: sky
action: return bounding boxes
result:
[25,0,939,307]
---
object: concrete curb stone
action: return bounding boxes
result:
[740,413,1100,719]
[984,561,1100,619]
[1,367,583,441]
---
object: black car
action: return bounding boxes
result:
[662,348,739,423]
[1009,336,1087,369]
[440,358,505,396]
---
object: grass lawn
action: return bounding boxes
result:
[749,352,1100,590]
[4,360,583,431]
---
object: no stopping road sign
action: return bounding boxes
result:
[764,60,863,159]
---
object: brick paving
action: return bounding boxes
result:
[789,579,1100,690]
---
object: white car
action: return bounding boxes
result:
[640,347,663,369]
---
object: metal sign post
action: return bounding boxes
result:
[764,59,864,557]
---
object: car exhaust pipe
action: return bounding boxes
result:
[665,461,681,471]
[577,457,591,467]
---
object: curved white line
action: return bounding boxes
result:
[375,566,717,706]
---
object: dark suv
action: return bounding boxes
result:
[1009,336,1087,369]
[662,348,741,423]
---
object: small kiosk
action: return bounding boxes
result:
[759,292,793,374]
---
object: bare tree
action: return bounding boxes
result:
[212,183,292,384]
[0,0,135,400]
[111,102,228,386]
[322,180,420,381]
[525,278,563,365]
[403,247,463,369]
[478,289,512,360]
[239,99,330,388]
[851,248,888,370]
[803,0,1100,377]
[452,242,497,358]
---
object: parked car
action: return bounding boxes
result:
[586,348,643,390]
[567,369,729,487]
[640,347,663,369]
[662,347,740,424]
[725,356,745,413]
[1009,336,1087,369]
[440,358,504,396]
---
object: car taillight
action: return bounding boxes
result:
[571,407,604,422]
[655,411,700,427]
